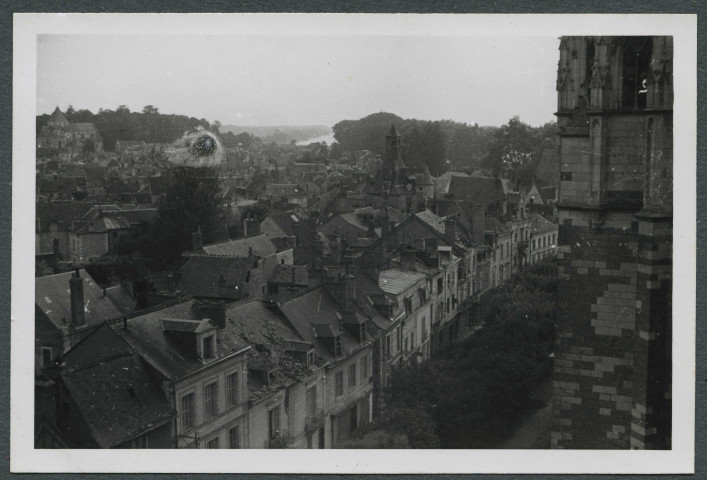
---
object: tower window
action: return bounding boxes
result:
[585,39,595,88]
[621,37,652,109]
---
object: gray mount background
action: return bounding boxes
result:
[1,1,703,479]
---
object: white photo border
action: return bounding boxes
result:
[11,12,697,474]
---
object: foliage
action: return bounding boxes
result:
[36,105,211,151]
[379,259,558,448]
[143,166,225,267]
[332,112,405,153]
[81,138,96,154]
[333,112,555,182]
[84,254,151,287]
[445,122,495,172]
[482,117,558,187]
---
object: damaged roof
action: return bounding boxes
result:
[116,300,249,381]
[224,300,317,402]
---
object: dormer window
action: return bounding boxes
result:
[404,297,413,316]
[202,334,215,359]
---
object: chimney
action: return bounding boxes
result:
[292,221,302,247]
[303,218,316,245]
[425,237,438,255]
[244,215,260,238]
[343,264,356,312]
[444,218,457,243]
[367,221,375,238]
[400,246,417,272]
[69,269,86,327]
[471,203,485,247]
[192,228,203,251]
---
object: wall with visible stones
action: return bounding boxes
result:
[551,36,672,450]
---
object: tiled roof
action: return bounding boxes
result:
[448,175,505,205]
[49,107,68,124]
[486,217,512,236]
[415,210,445,233]
[117,300,248,380]
[35,270,123,329]
[278,288,371,362]
[269,236,295,253]
[262,212,302,238]
[73,215,131,234]
[432,171,468,194]
[531,213,557,233]
[198,233,277,257]
[224,300,314,402]
[104,284,136,315]
[109,208,158,224]
[265,184,306,197]
[269,264,308,286]
[36,202,93,232]
[177,255,256,299]
[60,325,174,448]
[378,269,427,295]
[415,165,434,185]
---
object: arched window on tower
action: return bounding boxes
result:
[621,37,652,110]
[585,39,595,88]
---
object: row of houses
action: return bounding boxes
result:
[36,202,557,450]
[35,124,558,449]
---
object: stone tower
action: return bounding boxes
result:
[552,36,672,449]
[380,124,407,185]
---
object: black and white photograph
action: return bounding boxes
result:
[11,13,696,474]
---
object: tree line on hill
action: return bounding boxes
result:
[36,105,213,152]
[332,112,557,189]
[342,260,558,449]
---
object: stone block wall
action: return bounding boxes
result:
[553,210,640,448]
[552,36,672,450]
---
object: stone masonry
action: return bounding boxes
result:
[552,36,672,449]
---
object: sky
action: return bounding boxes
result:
[37,34,560,128]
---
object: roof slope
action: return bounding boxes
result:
[198,233,277,257]
[224,300,313,402]
[36,202,93,232]
[531,213,557,234]
[61,325,174,448]
[448,175,505,205]
[278,288,371,362]
[35,270,123,329]
[378,269,427,295]
[178,255,256,299]
[117,300,248,380]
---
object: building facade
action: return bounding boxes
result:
[551,36,672,449]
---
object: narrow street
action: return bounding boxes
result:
[500,376,553,449]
